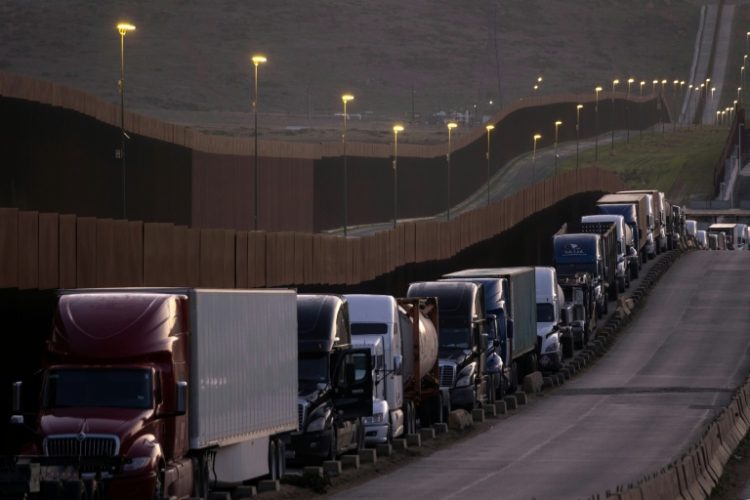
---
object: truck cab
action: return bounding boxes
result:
[553,233,607,316]
[346,295,443,443]
[557,272,596,348]
[406,282,488,412]
[533,267,564,372]
[346,294,405,445]
[581,214,635,286]
[290,294,373,464]
[438,277,508,399]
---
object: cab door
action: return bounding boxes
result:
[332,348,373,419]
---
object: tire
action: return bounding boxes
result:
[326,425,338,461]
[486,375,497,405]
[268,439,279,480]
[618,277,626,293]
[608,282,618,301]
[508,361,519,393]
[276,440,287,480]
[354,419,365,453]
[63,480,85,500]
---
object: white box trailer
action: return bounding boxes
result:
[188,289,298,480]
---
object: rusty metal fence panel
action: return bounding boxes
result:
[1,168,623,289]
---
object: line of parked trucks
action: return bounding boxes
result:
[1,188,685,499]
[683,220,750,251]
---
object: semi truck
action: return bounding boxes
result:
[406,281,490,412]
[557,272,597,349]
[707,223,747,250]
[7,288,299,499]
[346,295,442,445]
[597,193,653,261]
[580,217,629,293]
[553,233,609,316]
[533,267,565,372]
[619,190,668,253]
[581,214,638,292]
[441,267,538,392]
[290,294,374,464]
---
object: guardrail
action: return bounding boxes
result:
[0,168,623,290]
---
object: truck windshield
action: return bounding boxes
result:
[43,368,152,409]
[537,304,555,322]
[298,354,329,383]
[438,318,471,349]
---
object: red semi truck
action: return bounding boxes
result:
[4,288,298,499]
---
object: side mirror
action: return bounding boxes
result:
[12,381,22,413]
[479,333,489,351]
[393,355,403,376]
[175,381,188,416]
[345,364,356,385]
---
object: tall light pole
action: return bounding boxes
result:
[392,124,404,228]
[611,79,619,153]
[595,86,602,160]
[653,80,659,134]
[661,79,668,135]
[673,80,680,131]
[251,54,267,231]
[116,22,135,220]
[576,104,583,171]
[341,93,354,237]
[446,122,457,220]
[626,78,634,143]
[639,81,645,139]
[532,134,542,185]
[554,120,562,174]
[739,87,744,107]
[485,124,495,206]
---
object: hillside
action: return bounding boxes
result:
[0,1,709,143]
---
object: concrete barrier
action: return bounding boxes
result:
[448,409,473,430]
[322,460,342,477]
[358,449,377,464]
[406,433,422,447]
[503,395,517,410]
[522,371,544,393]
[376,443,392,457]
[341,455,360,469]
[257,479,280,492]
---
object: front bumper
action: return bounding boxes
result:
[364,423,389,445]
[288,429,334,462]
[540,352,562,372]
[450,385,475,408]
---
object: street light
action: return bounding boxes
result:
[532,134,542,188]
[740,86,744,107]
[661,79,667,135]
[116,22,135,220]
[673,80,680,131]
[716,110,721,126]
[554,120,562,174]
[341,93,354,236]
[639,81,646,139]
[485,124,495,206]
[611,79,619,153]
[446,122,458,220]
[576,104,583,171]
[251,54,267,231]
[392,124,404,228]
[626,78,634,143]
[595,86,603,160]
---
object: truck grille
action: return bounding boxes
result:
[298,403,307,429]
[439,365,455,388]
[45,435,119,457]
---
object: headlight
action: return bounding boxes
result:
[544,340,560,353]
[123,456,151,471]
[455,365,475,388]
[365,412,386,424]
[307,416,327,432]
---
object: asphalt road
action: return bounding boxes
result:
[333,251,750,499]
